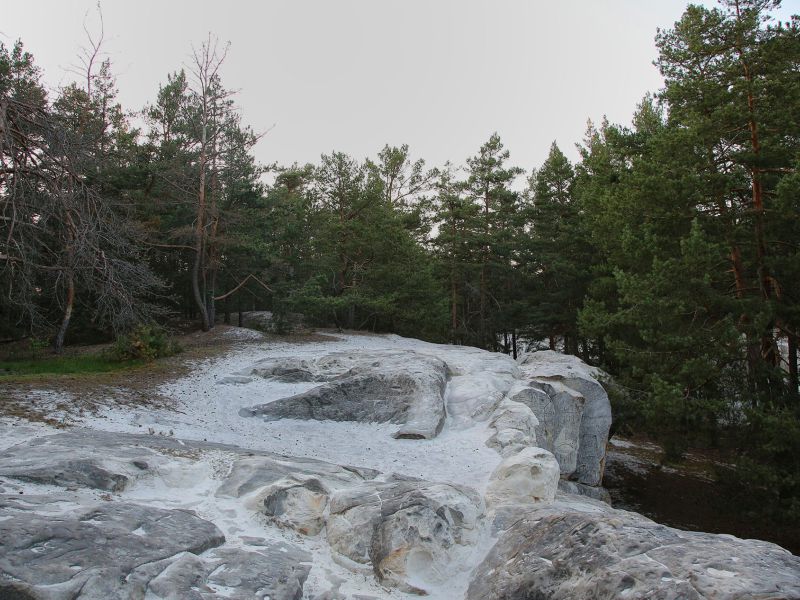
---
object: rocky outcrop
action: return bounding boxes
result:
[516,351,612,487]
[1,336,797,599]
[469,499,800,600]
[326,475,484,593]
[0,429,488,597]
[508,381,583,474]
[239,350,449,439]
[0,430,370,597]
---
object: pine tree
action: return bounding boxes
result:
[524,141,591,354]
[461,133,523,349]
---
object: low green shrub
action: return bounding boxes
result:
[108,325,181,362]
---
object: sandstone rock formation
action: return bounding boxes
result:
[0,496,310,599]
[469,499,800,600]
[0,336,797,599]
[239,350,448,439]
[516,350,613,487]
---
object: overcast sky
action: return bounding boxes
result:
[3,1,797,173]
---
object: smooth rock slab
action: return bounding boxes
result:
[0,432,169,492]
[468,502,800,600]
[0,429,378,500]
[143,545,311,600]
[240,350,449,439]
[215,451,377,500]
[0,500,226,599]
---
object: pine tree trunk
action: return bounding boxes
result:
[789,332,798,398]
[54,211,77,354]
[512,330,517,360]
[451,272,458,342]
[53,272,75,354]
[206,149,220,330]
[734,4,777,371]
[479,189,489,349]
[192,126,211,332]
[207,265,217,328]
[479,263,487,348]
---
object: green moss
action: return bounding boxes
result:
[0,355,145,379]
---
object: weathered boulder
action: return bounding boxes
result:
[485,447,560,508]
[508,381,583,474]
[486,398,539,457]
[469,500,800,600]
[326,474,484,594]
[240,350,449,439]
[518,351,612,486]
[260,476,330,535]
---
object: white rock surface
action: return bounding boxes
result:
[0,331,796,600]
[486,398,539,457]
[518,350,613,486]
[485,447,561,508]
[239,349,449,440]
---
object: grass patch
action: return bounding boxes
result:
[0,354,145,379]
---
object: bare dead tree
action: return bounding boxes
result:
[185,34,230,331]
[1,41,163,351]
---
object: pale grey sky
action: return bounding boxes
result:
[3,1,798,173]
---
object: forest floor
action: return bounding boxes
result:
[604,435,800,554]
[0,325,336,427]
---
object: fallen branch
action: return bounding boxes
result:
[213,273,273,301]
